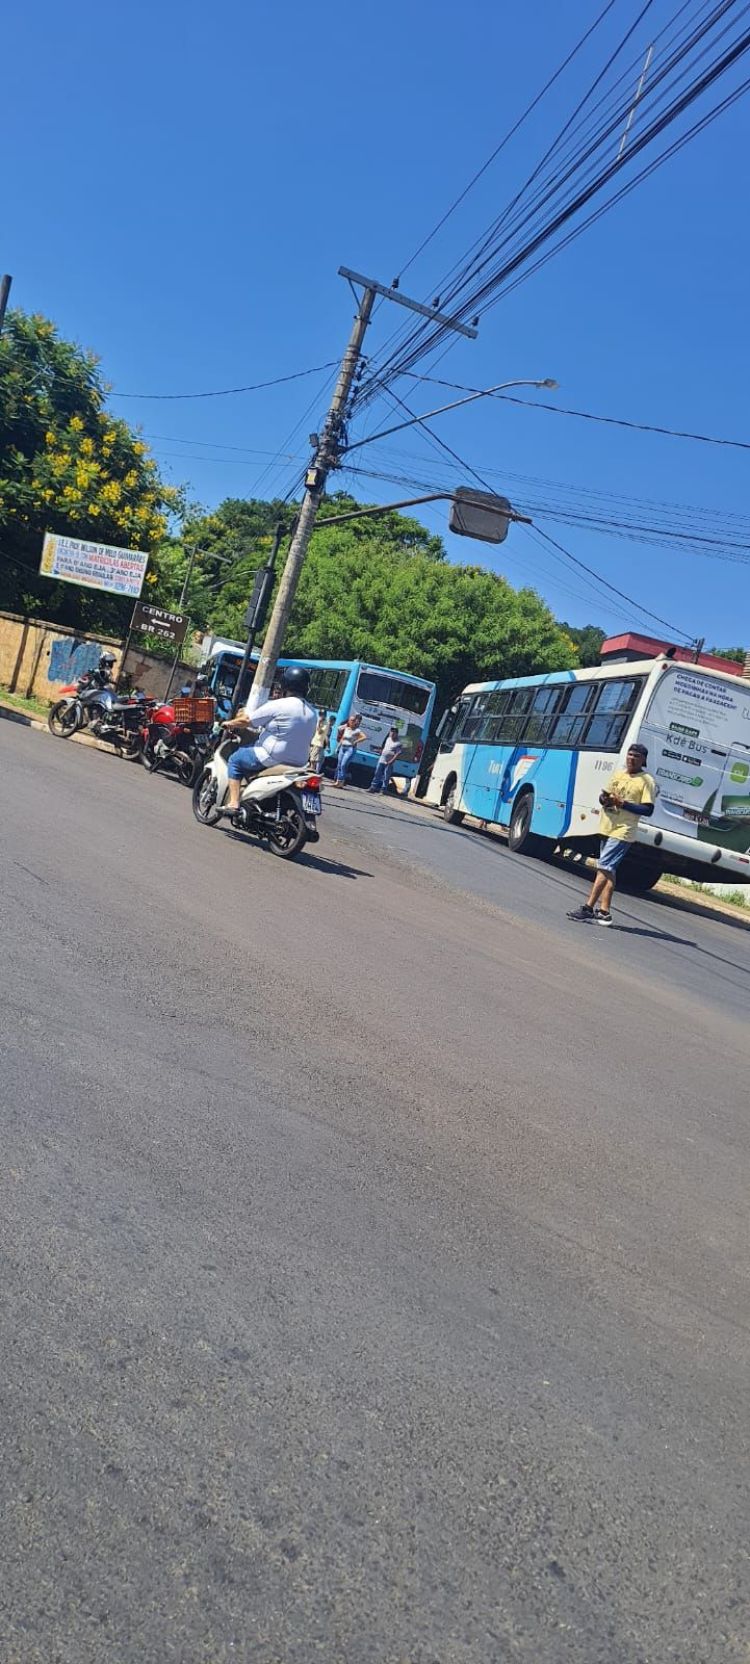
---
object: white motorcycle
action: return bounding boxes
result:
[192,732,322,860]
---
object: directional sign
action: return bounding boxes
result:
[129,600,189,647]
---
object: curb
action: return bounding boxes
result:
[0,700,115,754]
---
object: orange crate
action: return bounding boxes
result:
[172,695,216,727]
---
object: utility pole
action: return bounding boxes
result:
[231,520,286,713]
[0,274,12,337]
[248,269,477,708]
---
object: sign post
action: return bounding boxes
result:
[119,601,189,695]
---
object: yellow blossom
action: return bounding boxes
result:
[69,415,84,433]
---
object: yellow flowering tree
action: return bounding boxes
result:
[0,310,182,629]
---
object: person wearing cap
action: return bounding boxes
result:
[568,743,657,927]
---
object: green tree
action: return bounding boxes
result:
[558,621,606,667]
[0,310,180,632]
[708,644,746,664]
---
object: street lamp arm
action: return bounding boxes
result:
[344,378,558,454]
[317,493,532,527]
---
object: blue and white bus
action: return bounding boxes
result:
[424,657,750,890]
[200,639,437,782]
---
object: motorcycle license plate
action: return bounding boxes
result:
[302,790,322,815]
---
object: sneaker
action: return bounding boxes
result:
[567,904,595,922]
[596,910,613,927]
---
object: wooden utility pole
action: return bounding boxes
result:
[248,269,477,708]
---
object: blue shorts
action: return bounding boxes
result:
[597,836,630,875]
[228,744,265,781]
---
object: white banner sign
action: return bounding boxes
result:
[41,532,149,599]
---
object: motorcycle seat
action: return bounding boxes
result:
[246,763,304,780]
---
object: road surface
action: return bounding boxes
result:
[1,720,748,1664]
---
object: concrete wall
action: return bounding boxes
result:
[0,611,194,704]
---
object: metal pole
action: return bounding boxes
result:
[249,285,377,708]
[0,275,12,337]
[164,544,199,702]
[231,521,285,715]
[692,636,705,664]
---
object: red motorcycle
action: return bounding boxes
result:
[139,685,216,786]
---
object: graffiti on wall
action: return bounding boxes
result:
[47,637,105,684]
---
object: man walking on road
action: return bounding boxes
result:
[568,743,657,927]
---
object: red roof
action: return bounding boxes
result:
[600,633,745,678]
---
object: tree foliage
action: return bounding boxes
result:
[157,492,577,708]
[0,310,180,631]
[558,621,607,668]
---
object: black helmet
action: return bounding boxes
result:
[99,652,116,669]
[281,665,310,697]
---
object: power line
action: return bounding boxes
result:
[357,3,750,402]
[529,524,694,638]
[390,0,622,284]
[113,361,338,401]
[404,374,750,452]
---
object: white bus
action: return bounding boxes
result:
[424,657,750,890]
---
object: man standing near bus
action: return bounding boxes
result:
[568,743,657,927]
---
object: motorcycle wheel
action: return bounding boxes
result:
[176,752,196,787]
[192,766,221,826]
[266,794,307,860]
[48,700,80,738]
[121,732,144,762]
[141,741,159,772]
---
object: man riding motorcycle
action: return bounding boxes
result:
[219,665,317,817]
[85,651,117,691]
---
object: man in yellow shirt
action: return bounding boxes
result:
[568,743,657,927]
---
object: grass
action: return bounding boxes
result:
[661,873,748,910]
[0,686,49,718]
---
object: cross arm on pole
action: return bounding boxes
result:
[338,267,478,340]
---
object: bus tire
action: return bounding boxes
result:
[442,779,464,825]
[619,859,663,894]
[508,791,543,856]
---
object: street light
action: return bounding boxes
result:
[344,378,559,453]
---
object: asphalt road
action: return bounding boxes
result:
[1,720,748,1664]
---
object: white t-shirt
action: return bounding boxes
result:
[244,695,317,766]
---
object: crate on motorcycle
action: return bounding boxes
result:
[172,696,216,728]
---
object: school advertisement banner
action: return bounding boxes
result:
[40,532,149,599]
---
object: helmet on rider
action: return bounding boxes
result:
[99,652,116,675]
[281,665,310,698]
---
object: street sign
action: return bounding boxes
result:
[129,600,188,647]
[41,532,149,598]
[449,489,512,545]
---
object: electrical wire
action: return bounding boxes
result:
[357,2,750,404]
[113,362,338,401]
[402,374,750,453]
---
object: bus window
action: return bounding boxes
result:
[549,682,597,747]
[356,669,430,716]
[524,685,566,745]
[584,678,644,750]
[306,667,349,709]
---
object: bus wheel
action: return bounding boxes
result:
[619,860,663,894]
[442,780,464,825]
[508,791,543,856]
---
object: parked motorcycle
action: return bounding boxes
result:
[140,686,216,786]
[47,674,146,759]
[192,731,322,859]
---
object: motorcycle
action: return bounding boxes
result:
[140,688,216,786]
[192,731,323,860]
[47,676,146,759]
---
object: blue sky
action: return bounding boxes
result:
[4,0,749,648]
